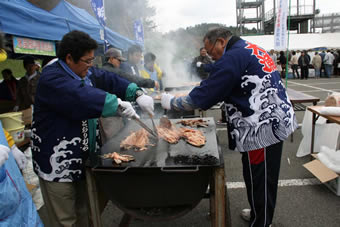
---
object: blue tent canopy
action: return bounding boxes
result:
[0,0,138,51]
[50,0,138,51]
[0,0,69,41]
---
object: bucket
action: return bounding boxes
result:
[7,126,25,143]
[0,112,24,130]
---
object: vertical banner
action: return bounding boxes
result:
[90,0,109,50]
[274,0,288,50]
[134,19,144,46]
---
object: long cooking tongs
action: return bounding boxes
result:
[118,105,158,138]
[131,115,158,138]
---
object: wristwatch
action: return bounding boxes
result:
[135,89,144,98]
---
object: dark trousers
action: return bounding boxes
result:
[242,141,283,227]
[292,64,299,78]
[300,66,309,79]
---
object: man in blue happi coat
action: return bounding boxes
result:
[161,28,298,227]
[31,30,154,226]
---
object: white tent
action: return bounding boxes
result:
[241,33,340,51]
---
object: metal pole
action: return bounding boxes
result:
[285,0,292,88]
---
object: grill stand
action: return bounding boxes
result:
[86,164,231,227]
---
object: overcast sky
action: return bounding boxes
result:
[148,0,340,33]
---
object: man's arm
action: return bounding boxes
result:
[117,69,155,88]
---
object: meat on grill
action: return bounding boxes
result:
[102,152,135,164]
[179,128,206,147]
[120,128,151,151]
[176,119,208,127]
[156,126,182,144]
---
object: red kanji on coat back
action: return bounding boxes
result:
[245,42,277,73]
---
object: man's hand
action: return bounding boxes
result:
[161,93,175,110]
[196,62,202,67]
[0,145,10,168]
[11,145,27,170]
[136,94,154,116]
[117,98,139,119]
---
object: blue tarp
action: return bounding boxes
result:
[0,0,137,50]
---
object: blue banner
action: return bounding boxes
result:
[134,19,144,46]
[90,0,106,27]
[90,0,109,49]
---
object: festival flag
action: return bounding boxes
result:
[90,0,109,49]
[134,19,144,46]
[274,0,288,50]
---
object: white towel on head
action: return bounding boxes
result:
[319,107,340,116]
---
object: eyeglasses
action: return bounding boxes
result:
[79,58,95,65]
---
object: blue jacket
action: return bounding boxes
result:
[0,122,43,226]
[32,61,139,182]
[189,37,298,151]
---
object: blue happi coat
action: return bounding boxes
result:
[178,37,298,151]
[32,61,139,182]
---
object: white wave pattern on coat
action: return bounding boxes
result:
[34,137,82,182]
[226,74,296,151]
[30,122,42,152]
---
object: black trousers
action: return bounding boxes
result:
[242,141,283,227]
[300,66,309,79]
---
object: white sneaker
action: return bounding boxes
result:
[241,208,251,222]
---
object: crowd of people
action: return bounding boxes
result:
[268,48,340,80]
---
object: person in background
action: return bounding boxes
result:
[323,50,335,78]
[0,32,43,227]
[335,50,340,76]
[14,56,41,111]
[31,30,154,227]
[191,47,213,80]
[268,49,277,66]
[102,47,159,89]
[0,68,17,101]
[161,27,297,227]
[120,44,143,77]
[319,50,326,77]
[332,50,339,76]
[290,51,299,79]
[298,50,310,80]
[312,52,322,79]
[140,52,163,94]
[278,50,286,78]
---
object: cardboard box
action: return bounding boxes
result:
[21,108,32,126]
[303,154,340,196]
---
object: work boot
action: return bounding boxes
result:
[240,208,251,222]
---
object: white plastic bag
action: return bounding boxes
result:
[297,109,340,157]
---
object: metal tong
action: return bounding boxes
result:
[131,115,158,138]
[118,105,158,138]
[149,113,158,138]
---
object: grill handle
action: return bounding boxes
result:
[92,166,129,173]
[160,166,199,173]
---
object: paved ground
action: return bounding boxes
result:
[39,76,340,227]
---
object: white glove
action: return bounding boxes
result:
[11,145,27,170]
[0,145,10,168]
[161,93,175,110]
[117,98,139,119]
[196,61,202,67]
[136,94,154,116]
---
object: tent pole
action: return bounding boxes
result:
[285,0,291,88]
